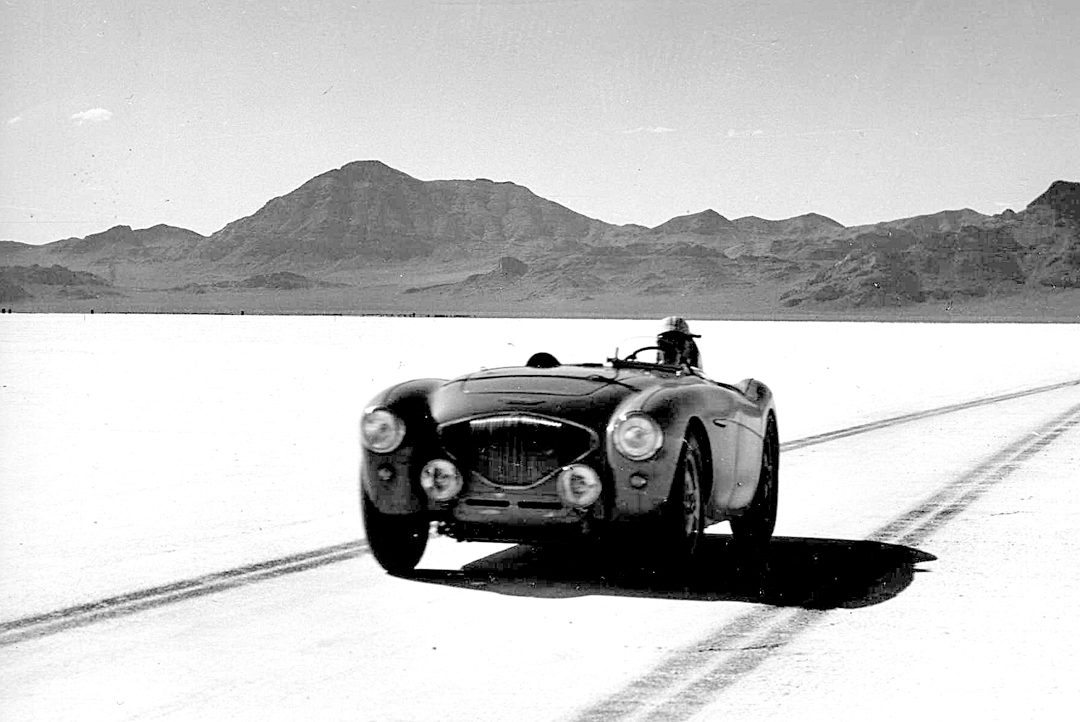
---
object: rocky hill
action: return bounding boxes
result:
[780,186,1080,308]
[191,161,619,267]
[1028,180,1080,223]
[650,209,737,238]
[0,264,115,304]
[47,225,205,263]
[0,161,1076,318]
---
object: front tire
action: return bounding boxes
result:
[362,490,429,575]
[661,433,705,564]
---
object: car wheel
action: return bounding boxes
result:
[663,433,705,563]
[731,414,779,550]
[361,489,429,575]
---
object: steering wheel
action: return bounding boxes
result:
[625,345,664,361]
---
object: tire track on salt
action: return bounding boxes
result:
[571,396,1080,722]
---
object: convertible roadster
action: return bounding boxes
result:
[359,338,778,575]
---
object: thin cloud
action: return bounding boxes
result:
[7,115,23,125]
[786,127,875,138]
[726,127,875,139]
[623,126,676,135]
[71,108,113,125]
[1021,112,1080,121]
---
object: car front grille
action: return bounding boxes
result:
[440,414,597,488]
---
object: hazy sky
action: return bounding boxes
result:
[2,0,1078,244]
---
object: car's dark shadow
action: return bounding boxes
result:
[409,534,936,609]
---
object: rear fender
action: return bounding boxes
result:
[723,379,777,512]
[736,378,774,409]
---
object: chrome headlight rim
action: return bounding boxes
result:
[361,406,406,453]
[610,411,664,461]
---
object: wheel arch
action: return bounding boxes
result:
[684,416,713,502]
[361,377,446,514]
[765,408,779,474]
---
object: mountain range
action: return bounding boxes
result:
[1,161,1078,320]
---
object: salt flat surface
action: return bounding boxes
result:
[1,314,1078,620]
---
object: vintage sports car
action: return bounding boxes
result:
[359,338,779,575]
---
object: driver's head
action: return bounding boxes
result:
[658,332,693,364]
[656,317,700,366]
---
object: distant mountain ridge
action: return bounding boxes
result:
[780,185,1080,307]
[47,224,206,262]
[0,160,1076,315]
[3,160,856,264]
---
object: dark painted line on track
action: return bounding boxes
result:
[3,378,1077,647]
[779,378,1080,453]
[573,400,1080,722]
[0,540,368,647]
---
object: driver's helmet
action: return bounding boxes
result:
[658,316,699,338]
[656,316,702,368]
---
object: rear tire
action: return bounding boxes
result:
[731,415,779,550]
[362,490,429,575]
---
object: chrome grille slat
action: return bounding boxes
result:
[440,414,596,488]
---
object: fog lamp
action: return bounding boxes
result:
[557,464,602,508]
[420,459,463,502]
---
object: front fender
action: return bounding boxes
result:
[605,385,715,521]
[360,378,445,514]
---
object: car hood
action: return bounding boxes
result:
[430,365,658,425]
[460,366,646,397]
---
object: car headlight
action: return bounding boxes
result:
[361,407,406,453]
[610,412,663,460]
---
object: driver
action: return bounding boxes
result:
[657,316,702,369]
